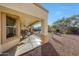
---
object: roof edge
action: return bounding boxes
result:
[33,3,48,13]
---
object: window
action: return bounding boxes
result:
[6,16,16,38]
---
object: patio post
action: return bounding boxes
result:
[1,13,6,43]
[16,17,21,38]
[0,12,1,44]
[41,19,48,44]
[0,12,2,54]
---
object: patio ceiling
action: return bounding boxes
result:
[0,5,41,27]
[0,3,48,20]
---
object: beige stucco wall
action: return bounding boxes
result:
[0,3,48,20]
[1,37,20,52]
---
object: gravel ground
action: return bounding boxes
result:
[22,33,79,56]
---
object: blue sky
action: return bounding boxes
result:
[40,3,79,25]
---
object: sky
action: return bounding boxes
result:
[40,3,79,25]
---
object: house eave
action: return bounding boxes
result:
[33,3,48,13]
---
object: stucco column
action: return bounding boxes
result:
[16,17,20,38]
[0,12,2,54]
[41,19,48,44]
[1,13,6,43]
[0,12,1,44]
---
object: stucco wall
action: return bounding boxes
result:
[1,37,20,52]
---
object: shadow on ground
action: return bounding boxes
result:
[41,42,59,56]
[21,42,59,56]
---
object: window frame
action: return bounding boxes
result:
[6,16,17,38]
[1,12,20,44]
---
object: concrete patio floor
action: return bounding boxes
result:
[3,34,41,56]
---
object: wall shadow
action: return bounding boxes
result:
[21,42,60,56]
[41,42,59,56]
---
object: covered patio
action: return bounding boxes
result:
[0,3,48,55]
